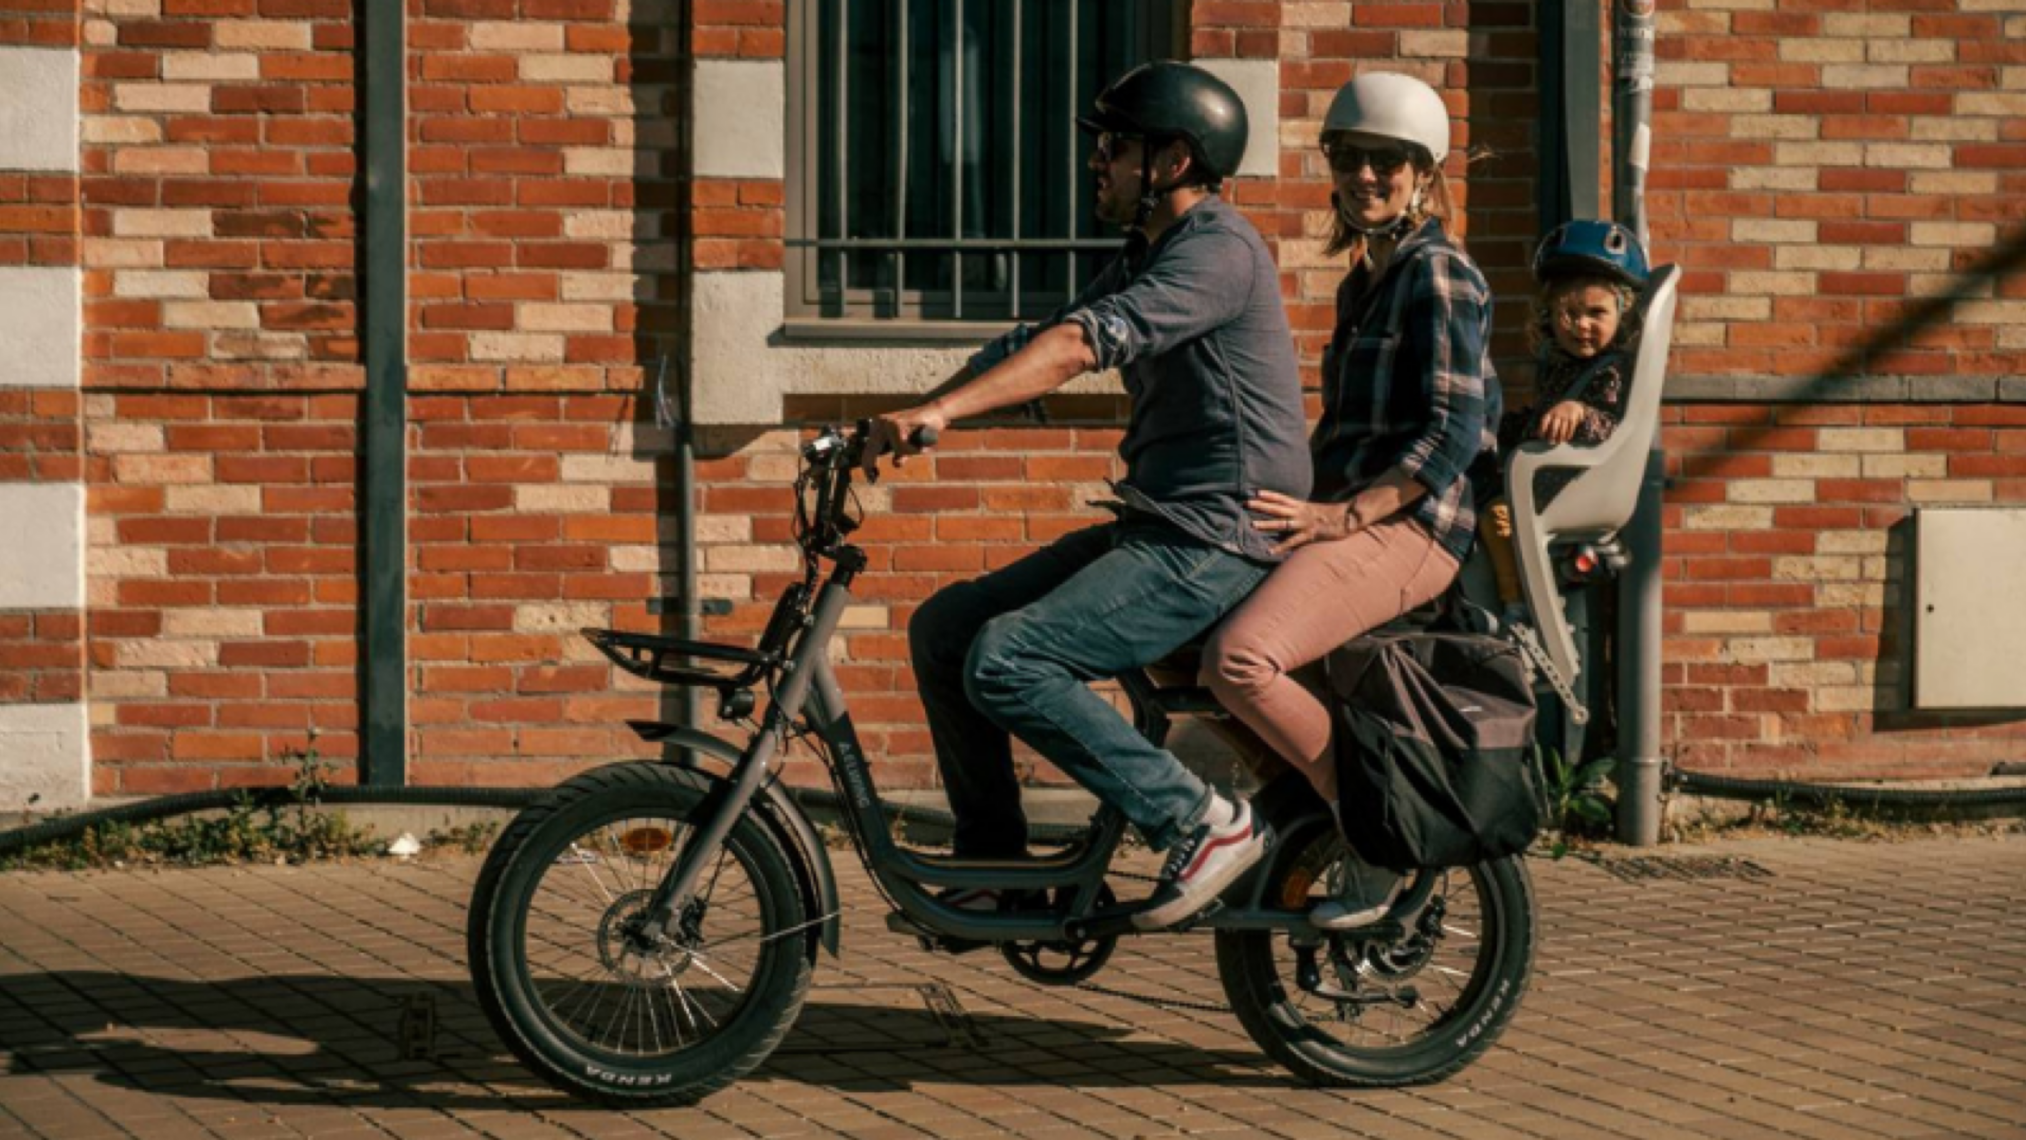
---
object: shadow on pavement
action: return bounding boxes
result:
[2,971,1283,1108]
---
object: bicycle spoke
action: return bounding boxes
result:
[682,951,746,996]
[697,910,837,954]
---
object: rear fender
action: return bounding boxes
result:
[629,721,841,957]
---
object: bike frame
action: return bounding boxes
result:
[604,425,1432,952]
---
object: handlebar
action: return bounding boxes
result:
[794,420,940,564]
[801,421,938,470]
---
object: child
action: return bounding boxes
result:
[1477,220,1649,627]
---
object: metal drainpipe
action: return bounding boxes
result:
[361,0,407,786]
[1614,0,1664,846]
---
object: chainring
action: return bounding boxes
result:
[999,885,1119,986]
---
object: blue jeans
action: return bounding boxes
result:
[908,521,1269,857]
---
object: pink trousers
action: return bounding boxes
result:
[1200,516,1460,801]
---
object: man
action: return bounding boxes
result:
[864,62,1311,930]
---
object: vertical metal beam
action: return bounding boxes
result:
[362,0,407,786]
[951,0,965,318]
[1065,0,1078,299]
[894,0,909,303]
[1615,450,1666,846]
[1539,0,1602,231]
[835,0,849,296]
[1613,0,1656,243]
[1615,0,1664,846]
[1010,0,1022,314]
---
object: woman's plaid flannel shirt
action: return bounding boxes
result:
[1311,219,1501,564]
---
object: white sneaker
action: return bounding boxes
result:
[1135,800,1271,931]
[1310,861,1401,931]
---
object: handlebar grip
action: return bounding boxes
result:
[910,426,940,449]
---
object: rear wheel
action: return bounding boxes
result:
[1215,817,1535,1086]
[467,764,814,1106]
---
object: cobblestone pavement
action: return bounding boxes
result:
[2,834,2023,1140]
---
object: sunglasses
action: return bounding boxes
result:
[1094,131,1138,164]
[1322,142,1412,177]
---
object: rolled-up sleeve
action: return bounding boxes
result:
[1064,232,1251,372]
[1394,253,1492,497]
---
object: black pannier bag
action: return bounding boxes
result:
[1325,632,1547,871]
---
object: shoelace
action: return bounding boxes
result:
[1158,829,1203,882]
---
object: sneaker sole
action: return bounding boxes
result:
[1132,828,1271,931]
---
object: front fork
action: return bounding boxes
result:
[628,573,857,944]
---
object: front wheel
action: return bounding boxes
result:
[1216,818,1536,1087]
[467,763,815,1106]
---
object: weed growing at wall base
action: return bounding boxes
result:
[3,745,382,871]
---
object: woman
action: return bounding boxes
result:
[1199,72,1499,926]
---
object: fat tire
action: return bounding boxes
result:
[1215,819,1536,1088]
[467,763,814,1106]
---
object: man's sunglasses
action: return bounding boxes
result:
[1094,131,1138,163]
[1322,142,1412,176]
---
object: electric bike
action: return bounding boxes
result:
[465,422,1539,1105]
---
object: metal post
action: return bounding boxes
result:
[1614,0,1656,246]
[1614,0,1664,845]
[1539,0,1602,231]
[1615,450,1665,846]
[362,0,407,786]
[676,372,700,738]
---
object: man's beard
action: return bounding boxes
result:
[1094,186,1137,228]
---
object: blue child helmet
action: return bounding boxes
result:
[1533,220,1649,290]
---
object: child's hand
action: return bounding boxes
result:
[1537,401,1586,445]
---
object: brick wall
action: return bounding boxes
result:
[79,0,361,390]
[1654,0,2025,383]
[1645,0,2026,774]
[55,0,2026,804]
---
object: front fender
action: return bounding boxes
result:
[630,721,842,957]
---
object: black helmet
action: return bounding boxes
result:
[1076,61,1249,184]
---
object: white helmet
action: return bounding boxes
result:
[1322,73,1450,165]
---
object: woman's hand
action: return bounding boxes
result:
[1536,400,1586,445]
[1248,489,1356,555]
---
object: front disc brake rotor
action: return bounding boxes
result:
[598,889,695,976]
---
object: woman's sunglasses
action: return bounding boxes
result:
[1322,142,1412,176]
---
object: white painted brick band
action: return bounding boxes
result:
[0,48,79,171]
[694,60,784,179]
[0,702,90,812]
[1193,58,1281,179]
[0,267,82,390]
[0,483,85,609]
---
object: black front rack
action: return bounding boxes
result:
[581,628,779,691]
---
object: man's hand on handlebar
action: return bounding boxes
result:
[861,406,949,477]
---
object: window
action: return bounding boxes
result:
[786,0,1184,334]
